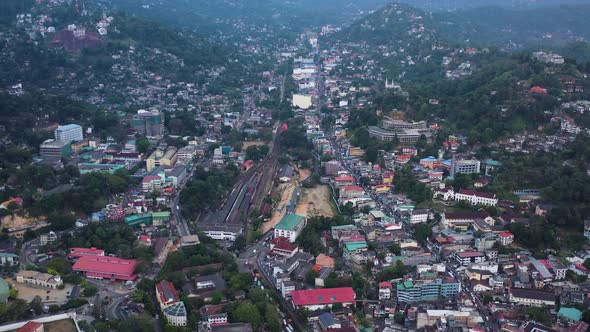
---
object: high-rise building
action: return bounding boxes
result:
[55,124,83,142]
[396,278,461,303]
[40,139,72,159]
[131,109,165,138]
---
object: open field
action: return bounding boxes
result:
[295,185,335,218]
[242,140,266,149]
[44,319,77,332]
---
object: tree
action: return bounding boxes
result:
[45,257,71,275]
[83,285,98,297]
[414,223,433,244]
[29,296,43,315]
[136,138,150,154]
[233,302,261,326]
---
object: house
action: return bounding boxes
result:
[508,287,556,307]
[184,274,227,301]
[379,282,393,300]
[498,231,514,246]
[585,219,590,239]
[530,86,548,94]
[156,280,187,327]
[291,287,356,311]
[318,312,341,330]
[274,214,306,243]
[16,271,63,289]
[0,253,19,266]
[334,175,355,188]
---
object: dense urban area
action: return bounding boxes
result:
[1,0,590,332]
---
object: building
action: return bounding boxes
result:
[198,224,242,241]
[40,139,71,159]
[417,310,483,330]
[146,148,177,172]
[558,307,582,323]
[17,321,44,332]
[54,124,83,142]
[180,235,200,247]
[379,282,392,300]
[72,255,137,281]
[131,109,165,138]
[16,271,63,289]
[498,231,514,246]
[39,231,57,246]
[156,280,187,327]
[281,280,296,298]
[455,251,486,266]
[450,159,481,176]
[396,278,462,303]
[584,219,590,239]
[0,253,19,266]
[211,323,253,332]
[274,214,307,243]
[409,209,429,224]
[508,287,556,307]
[68,247,105,259]
[453,189,498,207]
[291,287,356,311]
[367,126,422,144]
[208,313,228,327]
[292,94,313,109]
[269,237,299,258]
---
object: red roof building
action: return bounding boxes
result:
[335,176,354,183]
[68,247,105,259]
[156,280,179,306]
[530,86,548,94]
[291,287,356,310]
[17,321,43,332]
[269,236,299,258]
[72,255,137,281]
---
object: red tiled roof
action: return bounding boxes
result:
[335,176,354,182]
[342,185,364,192]
[17,321,42,332]
[270,237,299,252]
[291,287,355,306]
[379,281,392,288]
[156,280,179,305]
[73,255,137,280]
[498,231,513,238]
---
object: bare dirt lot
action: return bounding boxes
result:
[44,319,77,332]
[242,141,266,149]
[295,185,335,218]
[261,183,296,233]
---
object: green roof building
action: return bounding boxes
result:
[274,214,306,243]
[152,211,171,225]
[124,213,153,227]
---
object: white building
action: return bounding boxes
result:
[156,281,187,327]
[55,124,83,143]
[274,214,306,243]
[292,94,313,110]
[208,313,227,327]
[454,189,498,207]
[409,209,429,224]
[508,287,556,307]
[16,271,63,289]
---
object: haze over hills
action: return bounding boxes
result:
[398,0,590,11]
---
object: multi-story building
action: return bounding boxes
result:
[396,278,461,303]
[131,109,165,138]
[368,126,422,144]
[381,118,428,130]
[146,148,177,172]
[274,214,306,243]
[454,251,486,266]
[54,124,83,142]
[379,282,392,300]
[208,313,228,327]
[156,280,187,327]
[450,159,481,176]
[498,231,514,246]
[40,139,72,159]
[16,271,63,289]
[409,209,429,224]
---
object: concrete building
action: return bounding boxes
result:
[146,148,177,172]
[131,109,165,138]
[274,214,306,243]
[368,126,422,144]
[156,280,187,327]
[450,159,481,176]
[16,271,63,289]
[454,251,486,266]
[40,139,71,159]
[453,189,498,207]
[396,278,461,303]
[0,278,9,304]
[0,253,19,266]
[508,287,556,307]
[54,124,83,143]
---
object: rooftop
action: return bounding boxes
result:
[72,255,136,279]
[275,214,305,231]
[291,287,355,306]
